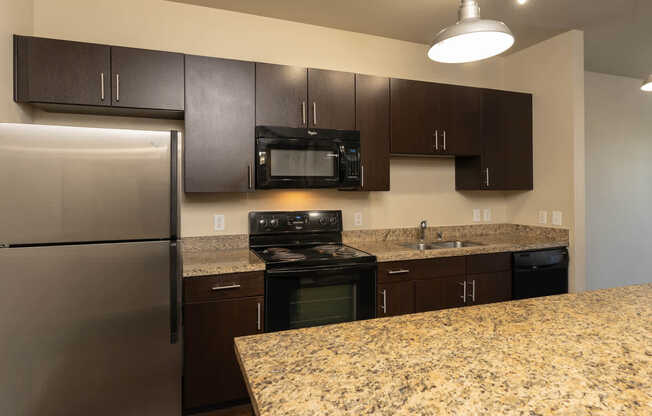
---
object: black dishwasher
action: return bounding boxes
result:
[512,248,569,300]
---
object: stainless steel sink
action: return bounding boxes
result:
[400,241,484,251]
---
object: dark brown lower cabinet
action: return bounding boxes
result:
[183,272,264,411]
[377,281,414,317]
[466,272,512,305]
[379,253,512,316]
[183,296,263,410]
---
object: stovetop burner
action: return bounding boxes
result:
[254,243,373,266]
[249,210,376,268]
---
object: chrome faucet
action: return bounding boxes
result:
[419,220,428,241]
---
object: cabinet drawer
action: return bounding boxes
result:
[467,253,511,274]
[378,257,465,283]
[184,271,264,303]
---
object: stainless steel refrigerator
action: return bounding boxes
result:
[0,123,182,416]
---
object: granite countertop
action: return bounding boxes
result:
[348,232,568,262]
[182,236,264,277]
[235,284,652,415]
[181,225,569,277]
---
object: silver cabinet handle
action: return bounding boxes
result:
[301,101,307,126]
[443,130,447,151]
[100,73,105,101]
[434,130,439,151]
[388,269,410,275]
[312,102,317,126]
[211,284,241,291]
[485,168,490,187]
[256,302,262,331]
[381,289,387,314]
[471,279,476,302]
[116,73,120,102]
[361,164,364,189]
[459,281,467,303]
[248,165,253,189]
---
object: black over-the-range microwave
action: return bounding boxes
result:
[255,126,362,189]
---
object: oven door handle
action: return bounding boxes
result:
[265,262,377,276]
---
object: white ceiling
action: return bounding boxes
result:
[169,0,652,80]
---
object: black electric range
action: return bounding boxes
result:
[249,210,376,332]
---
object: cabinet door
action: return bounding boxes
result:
[111,46,184,111]
[441,275,468,310]
[183,296,264,410]
[440,84,482,156]
[414,278,446,313]
[390,78,437,154]
[481,89,507,189]
[184,55,255,192]
[503,91,533,190]
[14,35,110,106]
[377,281,414,317]
[467,272,512,306]
[256,63,308,127]
[356,74,390,191]
[307,69,355,130]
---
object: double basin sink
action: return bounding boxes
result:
[400,240,484,251]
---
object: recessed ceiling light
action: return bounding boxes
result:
[642,75,652,92]
[428,0,514,64]
[517,0,528,5]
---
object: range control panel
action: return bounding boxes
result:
[249,210,342,234]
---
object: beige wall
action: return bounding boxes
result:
[503,31,586,292]
[585,71,652,290]
[27,0,509,236]
[0,0,33,123]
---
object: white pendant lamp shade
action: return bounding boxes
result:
[642,75,652,92]
[428,0,514,64]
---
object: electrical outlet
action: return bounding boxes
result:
[354,212,363,226]
[538,210,548,225]
[213,214,225,231]
[552,211,562,226]
[483,208,492,222]
[473,209,482,222]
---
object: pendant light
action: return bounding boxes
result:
[642,75,652,92]
[428,0,514,63]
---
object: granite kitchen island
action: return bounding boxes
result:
[235,284,652,415]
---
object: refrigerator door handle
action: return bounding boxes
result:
[169,241,180,344]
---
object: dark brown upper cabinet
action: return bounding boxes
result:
[184,55,255,193]
[355,74,390,191]
[455,89,533,190]
[14,35,110,107]
[110,46,184,111]
[308,68,355,130]
[391,78,482,157]
[256,63,308,127]
[390,78,437,155]
[14,35,184,118]
[439,84,482,156]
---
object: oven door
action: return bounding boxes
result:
[256,137,342,188]
[265,263,376,332]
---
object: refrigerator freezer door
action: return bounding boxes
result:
[0,241,181,416]
[0,123,174,245]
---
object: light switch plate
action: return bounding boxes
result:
[473,209,482,222]
[538,210,548,225]
[354,212,363,226]
[213,214,225,231]
[552,211,562,226]
[483,208,492,222]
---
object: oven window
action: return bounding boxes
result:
[270,149,336,177]
[288,283,356,329]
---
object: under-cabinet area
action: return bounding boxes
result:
[13,34,533,194]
